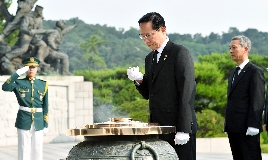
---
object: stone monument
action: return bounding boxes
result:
[0,1,76,75]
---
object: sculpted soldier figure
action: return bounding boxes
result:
[0,0,38,45]
[2,57,48,160]
[2,5,47,61]
[36,20,77,75]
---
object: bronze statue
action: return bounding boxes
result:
[0,0,38,45]
[0,1,77,75]
[36,20,77,75]
[3,5,46,60]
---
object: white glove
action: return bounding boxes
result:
[43,127,49,134]
[174,132,190,145]
[246,127,259,136]
[127,66,143,81]
[16,66,29,76]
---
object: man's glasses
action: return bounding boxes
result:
[139,31,157,40]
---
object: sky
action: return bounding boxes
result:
[8,0,268,36]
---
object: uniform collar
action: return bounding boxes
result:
[27,77,35,81]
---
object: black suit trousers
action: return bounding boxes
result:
[228,132,262,160]
[164,133,196,160]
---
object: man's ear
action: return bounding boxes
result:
[160,26,166,33]
[244,46,249,52]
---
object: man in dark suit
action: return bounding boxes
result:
[127,12,197,160]
[224,35,265,160]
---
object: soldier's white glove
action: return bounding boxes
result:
[16,66,29,76]
[127,66,143,81]
[246,127,259,136]
[174,132,190,145]
[43,127,49,134]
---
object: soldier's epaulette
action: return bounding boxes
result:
[44,81,48,96]
[39,79,47,83]
[37,79,48,95]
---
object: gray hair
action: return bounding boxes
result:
[231,35,251,52]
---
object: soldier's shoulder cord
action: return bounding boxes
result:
[44,81,48,95]
[39,79,48,95]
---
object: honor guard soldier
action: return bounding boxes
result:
[2,57,48,160]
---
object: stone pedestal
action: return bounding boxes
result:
[0,75,93,147]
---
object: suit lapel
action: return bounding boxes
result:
[152,41,173,82]
[228,62,252,96]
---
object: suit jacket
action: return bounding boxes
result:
[224,62,265,133]
[2,73,49,131]
[136,41,197,139]
[264,87,268,125]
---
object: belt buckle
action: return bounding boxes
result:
[30,108,36,113]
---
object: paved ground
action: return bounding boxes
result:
[0,142,268,160]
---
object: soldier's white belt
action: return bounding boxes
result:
[19,106,42,113]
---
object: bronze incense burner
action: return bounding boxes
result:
[66,118,178,160]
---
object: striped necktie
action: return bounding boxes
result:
[232,67,240,87]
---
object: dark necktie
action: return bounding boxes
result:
[232,67,240,86]
[152,50,158,75]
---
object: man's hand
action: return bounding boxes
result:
[174,132,190,145]
[246,127,259,136]
[127,66,143,81]
[16,66,29,76]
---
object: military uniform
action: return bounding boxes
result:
[2,57,48,160]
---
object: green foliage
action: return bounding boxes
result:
[74,68,149,122]
[195,62,227,115]
[196,109,226,138]
[80,35,107,70]
[260,130,268,152]
[261,144,268,153]
[115,99,149,122]
[197,53,236,79]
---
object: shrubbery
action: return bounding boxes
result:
[196,109,226,138]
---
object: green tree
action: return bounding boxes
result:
[194,62,227,115]
[196,109,226,137]
[198,53,235,79]
[80,35,107,70]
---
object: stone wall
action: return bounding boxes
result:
[0,76,93,147]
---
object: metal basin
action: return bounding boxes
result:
[66,118,178,160]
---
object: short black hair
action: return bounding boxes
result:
[138,12,166,30]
